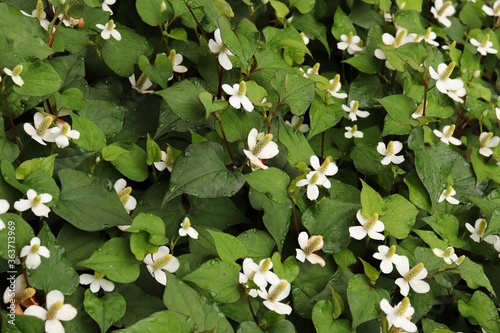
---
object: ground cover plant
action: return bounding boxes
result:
[1,0,500,332]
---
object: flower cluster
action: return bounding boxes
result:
[296,155,338,200]
[143,246,180,286]
[23,112,80,148]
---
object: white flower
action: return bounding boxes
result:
[49,120,80,148]
[446,83,466,103]
[168,50,188,80]
[300,32,309,45]
[3,275,28,304]
[342,100,370,121]
[411,102,426,119]
[310,155,338,176]
[373,245,405,274]
[337,32,363,55]
[415,27,439,47]
[242,258,279,289]
[479,132,500,157]
[380,297,417,332]
[285,115,309,133]
[374,27,416,69]
[23,112,58,146]
[96,20,121,41]
[208,28,233,70]
[470,35,498,56]
[438,185,460,205]
[395,258,430,296]
[496,107,500,121]
[296,171,330,200]
[482,0,500,16]
[327,74,348,99]
[0,199,9,230]
[257,280,292,315]
[429,62,463,95]
[20,8,50,31]
[222,81,254,112]
[79,271,115,293]
[143,246,180,286]
[114,179,137,214]
[178,217,198,239]
[344,125,363,139]
[433,125,461,145]
[24,290,77,333]
[129,73,154,94]
[465,218,497,243]
[349,210,385,241]
[377,141,405,165]
[14,189,52,217]
[300,63,320,78]
[433,246,459,264]
[19,237,50,269]
[243,128,279,170]
[431,0,455,28]
[4,65,25,87]
[295,231,325,266]
[383,12,393,22]
[102,0,116,14]
[154,148,174,172]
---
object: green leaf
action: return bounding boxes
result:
[102,141,149,182]
[1,311,45,333]
[343,53,379,74]
[0,214,34,260]
[218,16,259,68]
[79,238,141,283]
[360,179,387,216]
[146,134,162,166]
[471,149,500,185]
[23,170,60,205]
[331,7,356,39]
[164,27,188,42]
[57,224,106,266]
[115,284,166,327]
[53,169,132,231]
[302,197,358,254]
[312,300,352,333]
[136,0,170,26]
[163,273,233,332]
[163,141,245,202]
[271,253,300,283]
[347,274,389,328]
[183,258,241,303]
[377,95,419,128]
[360,258,380,282]
[278,118,315,166]
[270,68,315,115]
[15,154,57,180]
[84,290,126,333]
[404,172,432,213]
[290,0,315,13]
[54,88,84,111]
[269,0,290,19]
[126,213,169,245]
[28,223,79,294]
[79,100,126,138]
[71,113,107,151]
[130,232,159,261]
[208,230,248,263]
[237,229,276,262]
[422,214,466,248]
[215,108,254,142]
[114,310,195,333]
[457,258,495,296]
[291,13,330,56]
[380,194,418,239]
[13,61,61,97]
[101,25,151,77]
[138,53,172,89]
[458,291,500,333]
[308,96,344,140]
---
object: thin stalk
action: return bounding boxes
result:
[212,111,237,167]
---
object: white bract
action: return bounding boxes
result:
[24,290,77,333]
[296,231,325,267]
[0,199,9,230]
[342,100,369,121]
[129,73,154,94]
[143,246,180,285]
[242,258,279,289]
[374,27,416,69]
[3,275,28,304]
[257,280,292,315]
[395,258,430,296]
[327,74,348,99]
[296,171,330,200]
[344,125,363,139]
[377,141,405,165]
[300,63,320,78]
[349,210,385,241]
[429,62,464,96]
[411,102,426,119]
[431,0,455,27]
[373,245,406,274]
[446,83,466,103]
[168,50,188,80]
[438,185,460,205]
[222,81,254,112]
[380,297,417,332]
[285,115,309,133]
[208,28,233,70]
[433,246,459,264]
[49,120,80,148]
[310,155,338,176]
[465,218,497,243]
[20,3,50,31]
[24,112,57,146]
[96,20,121,41]
[496,107,500,121]
[4,65,25,87]
[114,179,137,214]
[178,217,198,239]
[479,132,500,157]
[337,32,363,55]
[300,32,309,45]
[79,271,115,293]
[415,27,439,46]
[102,0,116,14]
[243,128,279,170]
[14,189,52,217]
[470,34,498,56]
[433,125,461,145]
[20,237,50,269]
[482,0,500,17]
